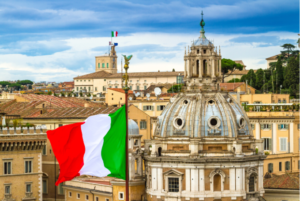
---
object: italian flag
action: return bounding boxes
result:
[111,31,118,37]
[47,106,126,185]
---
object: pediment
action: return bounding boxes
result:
[163,169,184,176]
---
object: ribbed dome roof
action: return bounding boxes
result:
[155,93,252,138]
[193,38,213,46]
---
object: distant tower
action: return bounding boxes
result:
[184,11,222,91]
[95,45,118,74]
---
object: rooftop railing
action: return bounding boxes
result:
[0,125,47,135]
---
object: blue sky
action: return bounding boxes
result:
[0,0,298,82]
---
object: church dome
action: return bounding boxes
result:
[155,93,252,138]
[128,119,139,135]
[193,38,213,46]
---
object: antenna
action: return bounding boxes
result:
[154,87,161,99]
[146,93,150,100]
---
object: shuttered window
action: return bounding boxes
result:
[157,105,165,111]
[140,121,147,129]
[263,138,272,150]
[285,161,290,171]
[278,124,288,130]
[268,163,273,173]
[102,63,105,68]
[261,124,271,130]
[143,106,154,111]
[98,63,100,68]
[280,138,287,151]
[279,162,282,171]
[107,63,109,68]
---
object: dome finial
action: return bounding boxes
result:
[200,11,206,39]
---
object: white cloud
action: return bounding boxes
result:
[0,31,297,82]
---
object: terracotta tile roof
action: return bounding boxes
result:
[108,88,133,94]
[108,71,184,78]
[26,107,119,118]
[266,54,281,60]
[219,82,244,91]
[264,173,299,190]
[145,84,173,94]
[74,71,184,80]
[74,71,112,79]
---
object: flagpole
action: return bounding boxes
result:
[122,55,131,201]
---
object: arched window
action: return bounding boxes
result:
[268,163,273,173]
[213,174,221,191]
[158,147,162,157]
[249,174,255,192]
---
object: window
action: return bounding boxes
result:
[298,160,300,169]
[105,199,109,201]
[176,75,184,84]
[268,163,273,173]
[140,121,147,129]
[102,63,105,68]
[130,80,132,82]
[197,49,199,54]
[298,124,300,129]
[137,86,140,90]
[278,124,288,130]
[279,162,282,171]
[98,63,100,68]
[143,105,153,111]
[157,105,165,111]
[103,86,106,91]
[59,124,63,127]
[261,124,271,130]
[77,193,80,199]
[251,124,255,130]
[115,86,118,88]
[109,86,112,88]
[283,99,286,103]
[130,86,132,90]
[144,86,147,90]
[96,197,99,201]
[26,184,31,193]
[104,79,106,81]
[280,138,287,151]
[137,80,139,83]
[69,192,72,197]
[285,161,290,171]
[86,195,89,200]
[95,87,98,91]
[263,138,271,150]
[77,87,79,91]
[119,192,124,200]
[107,63,109,68]
[84,80,86,82]
[58,182,64,195]
[203,49,206,54]
[249,175,255,192]
[168,178,179,192]
[278,99,281,103]
[88,87,90,92]
[43,180,47,193]
[144,80,147,82]
[5,185,10,194]
[25,161,32,173]
[4,161,12,174]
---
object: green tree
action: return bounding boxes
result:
[172,68,175,72]
[167,84,183,93]
[283,56,299,89]
[227,78,241,83]
[221,58,243,83]
[10,83,21,90]
[275,57,284,93]
[246,69,256,88]
[47,91,52,95]
[255,69,264,89]
[281,43,296,58]
[17,80,33,85]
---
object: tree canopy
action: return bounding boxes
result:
[221,58,243,83]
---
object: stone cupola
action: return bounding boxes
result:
[184,11,222,91]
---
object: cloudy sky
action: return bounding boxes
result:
[0,0,298,82]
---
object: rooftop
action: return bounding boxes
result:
[107,88,134,94]
[264,173,299,190]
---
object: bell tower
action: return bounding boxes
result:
[184,11,222,91]
[95,45,118,74]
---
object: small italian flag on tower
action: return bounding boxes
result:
[111,31,118,37]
